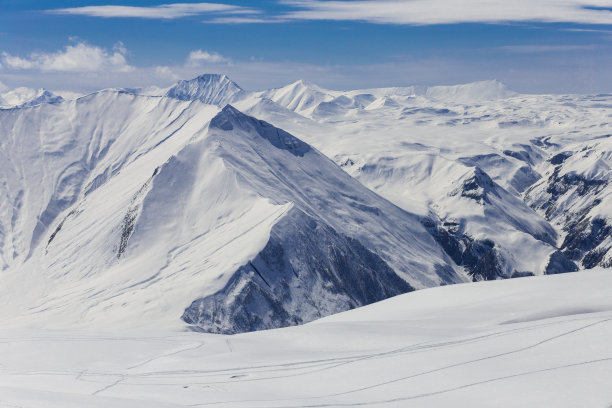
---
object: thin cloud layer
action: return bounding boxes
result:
[186,50,231,66]
[282,0,612,25]
[2,41,611,95]
[1,42,133,72]
[49,3,256,19]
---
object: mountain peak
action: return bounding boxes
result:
[0,87,63,109]
[290,79,326,92]
[165,73,243,106]
[210,105,311,157]
[193,73,236,85]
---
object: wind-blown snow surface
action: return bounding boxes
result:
[1,269,612,408]
[0,90,461,333]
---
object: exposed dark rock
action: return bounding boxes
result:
[450,167,498,205]
[182,208,414,334]
[526,165,607,220]
[422,218,511,281]
[421,218,463,265]
[47,210,76,246]
[545,251,579,275]
[117,208,137,259]
[511,271,535,278]
[530,136,559,149]
[583,247,610,269]
[561,217,611,267]
[116,179,154,259]
[549,152,572,165]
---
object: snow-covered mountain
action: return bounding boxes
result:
[0,87,63,109]
[525,136,612,269]
[0,90,462,333]
[231,78,611,278]
[0,74,609,334]
[163,73,244,106]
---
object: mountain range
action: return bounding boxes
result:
[0,74,609,333]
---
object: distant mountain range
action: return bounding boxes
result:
[0,74,609,333]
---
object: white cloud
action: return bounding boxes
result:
[1,42,133,73]
[186,50,231,66]
[281,0,612,25]
[1,54,36,70]
[155,66,180,80]
[49,2,257,19]
[3,46,612,96]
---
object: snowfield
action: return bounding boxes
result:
[1,269,612,408]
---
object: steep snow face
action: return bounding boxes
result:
[131,74,609,279]
[0,96,462,332]
[0,87,63,109]
[182,207,414,334]
[165,74,244,106]
[0,91,216,272]
[176,106,462,333]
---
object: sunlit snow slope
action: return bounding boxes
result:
[1,269,611,408]
[0,89,461,333]
[1,74,610,334]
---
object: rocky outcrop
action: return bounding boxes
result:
[182,209,413,334]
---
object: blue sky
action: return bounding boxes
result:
[1,0,612,93]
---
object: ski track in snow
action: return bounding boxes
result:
[2,270,612,407]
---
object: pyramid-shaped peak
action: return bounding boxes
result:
[0,87,63,109]
[165,74,243,106]
[289,79,326,91]
[210,105,311,157]
[192,74,241,87]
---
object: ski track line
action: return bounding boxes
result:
[186,317,611,407]
[131,313,607,385]
[322,317,612,398]
[126,341,207,370]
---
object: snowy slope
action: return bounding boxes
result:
[0,92,462,333]
[1,268,611,407]
[233,77,611,278]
